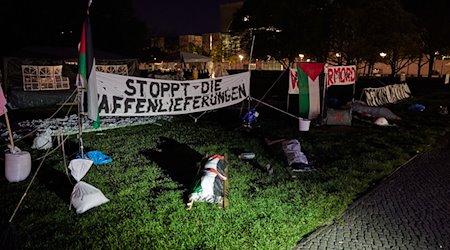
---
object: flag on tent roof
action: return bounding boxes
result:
[77,1,100,129]
[297,63,325,119]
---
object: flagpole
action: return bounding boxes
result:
[77,85,84,157]
[76,0,93,158]
[321,64,328,125]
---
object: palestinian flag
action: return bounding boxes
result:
[297,63,325,119]
[77,2,100,129]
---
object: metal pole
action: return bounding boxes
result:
[286,94,290,112]
[248,35,255,71]
[321,65,328,125]
[77,85,84,157]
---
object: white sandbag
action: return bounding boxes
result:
[70,181,109,214]
[69,158,94,181]
[31,129,53,150]
[68,158,109,214]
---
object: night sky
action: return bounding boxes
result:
[132,0,241,35]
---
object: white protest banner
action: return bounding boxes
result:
[326,65,356,87]
[96,71,250,116]
[288,68,299,94]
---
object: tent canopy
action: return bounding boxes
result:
[2,46,139,109]
[168,52,212,63]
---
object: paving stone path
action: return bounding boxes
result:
[294,135,450,250]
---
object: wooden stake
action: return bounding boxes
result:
[4,111,15,150]
[221,153,229,209]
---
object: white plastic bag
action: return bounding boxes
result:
[31,129,53,150]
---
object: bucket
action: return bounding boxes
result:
[299,118,311,131]
[5,151,32,183]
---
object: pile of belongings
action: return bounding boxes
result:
[69,159,109,214]
[352,101,401,126]
[242,108,259,128]
[281,139,316,173]
[31,128,53,150]
[187,154,228,209]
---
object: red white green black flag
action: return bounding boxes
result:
[296,63,325,120]
[77,1,100,128]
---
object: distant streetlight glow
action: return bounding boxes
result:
[238,54,244,62]
[335,52,341,58]
[380,52,387,58]
[299,54,305,61]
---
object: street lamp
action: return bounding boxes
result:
[336,52,341,65]
[299,54,305,61]
[238,54,244,62]
[441,55,446,76]
[380,52,387,58]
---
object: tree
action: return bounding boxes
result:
[328,0,368,66]
[402,0,450,78]
[329,0,421,77]
[230,0,333,67]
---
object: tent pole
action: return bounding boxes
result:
[321,68,328,126]
[286,94,290,112]
[352,79,356,102]
[248,35,255,71]
[77,86,84,157]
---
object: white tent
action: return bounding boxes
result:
[174,52,212,63]
[181,52,212,63]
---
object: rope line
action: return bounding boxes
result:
[0,88,78,148]
[253,69,288,109]
[250,97,298,120]
[8,135,70,223]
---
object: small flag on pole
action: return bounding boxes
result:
[77,0,100,128]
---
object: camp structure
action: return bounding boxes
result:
[168,51,212,64]
[249,63,357,129]
[1,46,139,109]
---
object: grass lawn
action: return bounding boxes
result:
[1,77,450,249]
